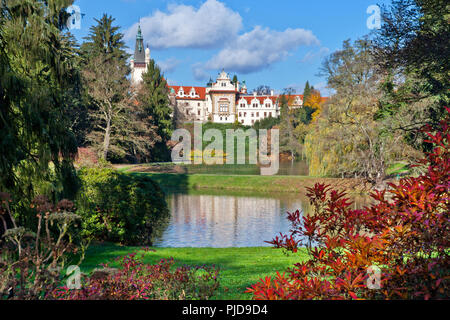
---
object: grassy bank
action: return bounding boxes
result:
[82,244,308,300]
[131,172,367,194]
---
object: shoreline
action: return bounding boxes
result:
[128,172,371,195]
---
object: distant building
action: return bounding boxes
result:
[130,27,320,126]
[167,70,304,126]
[130,26,150,86]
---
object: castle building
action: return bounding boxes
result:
[131,28,307,126]
[130,26,151,86]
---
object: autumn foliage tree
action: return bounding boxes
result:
[247,109,449,300]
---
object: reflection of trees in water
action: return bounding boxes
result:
[148,200,172,245]
[152,192,373,247]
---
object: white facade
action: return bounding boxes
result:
[130,28,306,125]
[130,47,150,86]
[168,70,303,125]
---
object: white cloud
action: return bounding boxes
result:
[158,58,180,74]
[301,47,330,63]
[202,26,320,74]
[125,0,242,49]
[192,63,211,81]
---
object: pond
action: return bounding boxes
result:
[152,190,369,248]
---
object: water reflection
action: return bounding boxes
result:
[153,192,307,248]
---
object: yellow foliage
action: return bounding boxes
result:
[304,90,323,123]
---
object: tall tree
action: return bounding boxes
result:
[305,39,419,185]
[373,0,450,150]
[138,59,173,162]
[232,75,238,88]
[81,14,130,160]
[278,89,302,161]
[303,81,312,101]
[0,0,80,222]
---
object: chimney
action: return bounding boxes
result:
[270,90,274,96]
[253,91,257,97]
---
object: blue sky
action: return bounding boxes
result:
[69,0,390,96]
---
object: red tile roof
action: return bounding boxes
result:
[237,94,304,106]
[169,85,207,100]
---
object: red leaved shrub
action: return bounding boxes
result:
[247,110,449,300]
[48,250,220,300]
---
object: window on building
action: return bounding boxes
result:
[241,120,244,124]
[198,103,200,107]
[264,112,267,117]
[251,113,254,117]
[256,112,259,117]
[244,112,247,117]
[198,110,201,116]
[239,112,242,117]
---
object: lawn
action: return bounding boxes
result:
[81,243,309,300]
[129,172,367,195]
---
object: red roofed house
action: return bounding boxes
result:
[131,28,322,126]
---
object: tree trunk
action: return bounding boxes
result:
[103,118,111,160]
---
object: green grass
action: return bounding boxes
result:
[81,243,308,300]
[131,172,363,194]
[386,162,410,176]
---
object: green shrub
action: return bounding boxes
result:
[76,168,169,245]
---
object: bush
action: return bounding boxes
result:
[247,110,450,300]
[48,250,220,300]
[0,196,84,300]
[76,168,169,245]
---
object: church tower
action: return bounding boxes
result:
[130,25,151,85]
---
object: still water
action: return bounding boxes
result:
[153,192,305,247]
[153,191,370,248]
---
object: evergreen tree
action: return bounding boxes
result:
[303,81,311,101]
[232,75,238,88]
[81,14,129,62]
[0,0,80,224]
[138,59,173,162]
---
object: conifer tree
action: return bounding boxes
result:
[303,81,311,101]
[138,59,173,162]
[0,0,80,222]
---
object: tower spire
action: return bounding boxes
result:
[134,24,145,63]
